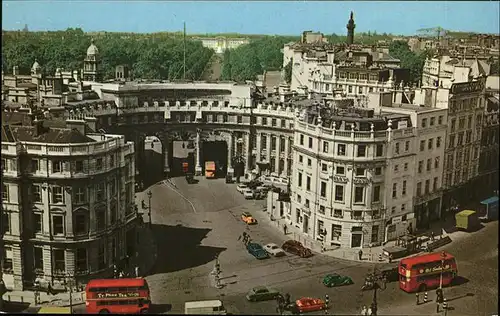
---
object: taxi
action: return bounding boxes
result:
[241,212,257,225]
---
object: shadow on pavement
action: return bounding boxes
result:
[451,276,470,287]
[2,301,31,313]
[151,223,226,274]
[447,292,475,303]
[149,303,172,313]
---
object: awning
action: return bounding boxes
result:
[481,196,499,205]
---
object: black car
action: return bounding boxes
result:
[185,173,196,184]
[226,175,234,183]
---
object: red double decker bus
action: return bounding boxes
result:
[398,251,458,293]
[85,278,151,314]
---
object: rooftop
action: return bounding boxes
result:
[1,120,95,144]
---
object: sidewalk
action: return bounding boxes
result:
[2,289,86,307]
[254,206,473,264]
[135,191,159,277]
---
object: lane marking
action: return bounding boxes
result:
[163,181,198,214]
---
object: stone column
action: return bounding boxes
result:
[195,130,202,176]
[256,133,262,174]
[284,137,290,177]
[266,133,271,166]
[275,136,281,175]
[161,132,170,176]
[227,132,234,176]
[244,132,251,178]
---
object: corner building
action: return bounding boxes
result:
[1,118,136,290]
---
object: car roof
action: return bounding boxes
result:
[253,286,268,291]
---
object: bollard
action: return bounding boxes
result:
[443,298,447,310]
[378,253,383,262]
[416,293,419,305]
[424,292,428,303]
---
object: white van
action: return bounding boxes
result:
[184,300,227,315]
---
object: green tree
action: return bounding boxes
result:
[389,40,427,84]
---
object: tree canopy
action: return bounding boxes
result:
[1,29,214,81]
[389,40,429,84]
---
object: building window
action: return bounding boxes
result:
[436,136,442,148]
[433,177,438,191]
[319,205,325,215]
[418,161,423,173]
[53,249,65,274]
[394,164,399,172]
[321,163,328,172]
[451,119,456,132]
[298,155,303,163]
[52,160,62,173]
[308,137,313,149]
[392,183,397,198]
[110,203,117,224]
[76,248,87,272]
[449,135,455,148]
[2,184,9,201]
[109,155,115,168]
[428,139,433,150]
[299,134,304,145]
[74,213,87,235]
[438,116,443,125]
[33,213,42,233]
[371,225,379,243]
[109,180,116,196]
[96,182,105,201]
[52,186,64,204]
[375,167,382,175]
[404,162,408,171]
[2,213,10,234]
[391,206,396,214]
[52,215,64,235]
[405,141,410,151]
[3,246,13,272]
[307,159,312,167]
[425,180,430,194]
[320,182,327,197]
[395,142,400,154]
[422,118,427,128]
[74,187,86,204]
[356,168,365,176]
[434,156,440,169]
[31,159,39,172]
[401,204,406,212]
[335,185,344,202]
[1,158,6,171]
[333,209,343,218]
[416,182,422,196]
[336,166,345,175]
[402,181,407,195]
[373,185,380,202]
[34,247,43,272]
[32,185,42,202]
[337,144,346,156]
[323,141,329,153]
[298,172,302,187]
[237,116,242,124]
[305,199,310,208]
[271,137,277,150]
[430,117,435,126]
[376,144,383,157]
[357,145,367,157]
[419,140,425,151]
[96,207,106,231]
[332,224,342,240]
[354,187,364,203]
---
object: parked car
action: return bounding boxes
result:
[241,212,257,225]
[236,184,248,193]
[322,273,354,287]
[225,175,234,183]
[246,243,269,259]
[243,189,254,199]
[246,286,280,302]
[185,173,196,184]
[263,243,286,257]
[295,297,326,313]
[282,240,313,258]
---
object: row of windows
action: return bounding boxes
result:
[1,157,118,174]
[296,184,374,205]
[298,136,385,158]
[416,177,440,196]
[420,115,444,128]
[448,131,474,149]
[450,115,475,132]
[2,181,123,204]
[419,137,443,152]
[417,157,441,174]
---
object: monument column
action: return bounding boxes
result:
[244,132,251,178]
[160,131,170,176]
[195,129,202,176]
[227,132,234,177]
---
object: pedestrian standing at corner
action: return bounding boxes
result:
[430,231,435,241]
[361,305,368,316]
[283,224,288,235]
[358,249,363,261]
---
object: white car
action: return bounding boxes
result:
[243,189,254,199]
[263,243,286,257]
[236,184,248,193]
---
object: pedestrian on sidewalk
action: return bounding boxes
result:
[361,305,368,315]
[283,224,288,235]
[388,254,393,263]
[135,266,139,278]
[430,231,435,241]
[358,249,363,261]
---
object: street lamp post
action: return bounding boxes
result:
[147,191,152,228]
[439,251,446,289]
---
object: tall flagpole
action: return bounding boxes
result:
[183,22,186,80]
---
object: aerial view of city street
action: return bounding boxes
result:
[1,1,499,315]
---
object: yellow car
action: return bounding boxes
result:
[241,212,257,225]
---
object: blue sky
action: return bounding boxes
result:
[2,1,499,36]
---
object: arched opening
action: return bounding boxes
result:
[139,136,164,187]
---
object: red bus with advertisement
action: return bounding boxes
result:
[85,278,151,314]
[398,251,458,293]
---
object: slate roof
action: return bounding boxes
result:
[1,122,95,144]
[1,112,32,126]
